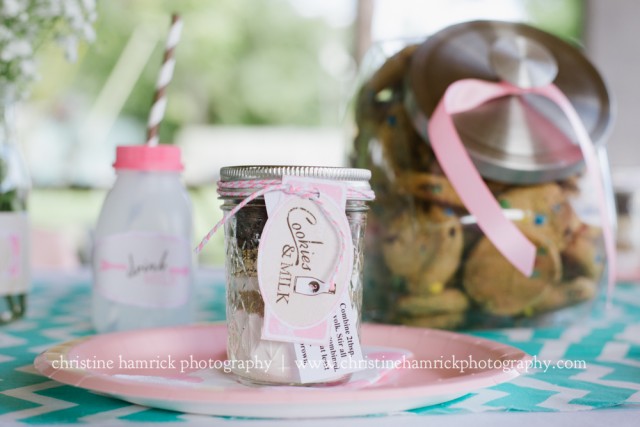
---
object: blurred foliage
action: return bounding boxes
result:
[24,0,588,266]
[32,0,350,143]
[28,0,584,146]
[523,0,583,44]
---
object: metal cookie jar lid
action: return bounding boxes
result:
[407,20,613,184]
[219,165,373,201]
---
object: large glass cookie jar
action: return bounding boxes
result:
[351,21,615,329]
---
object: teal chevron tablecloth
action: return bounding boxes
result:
[1,270,640,424]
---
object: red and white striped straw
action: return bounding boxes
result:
[146,13,183,147]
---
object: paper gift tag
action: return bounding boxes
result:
[294,291,365,383]
[258,176,365,382]
[259,177,354,345]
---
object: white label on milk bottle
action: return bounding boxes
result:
[0,212,30,296]
[94,232,191,308]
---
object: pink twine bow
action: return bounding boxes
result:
[196,179,375,289]
[423,78,616,298]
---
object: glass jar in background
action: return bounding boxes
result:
[613,168,640,283]
[0,90,30,324]
[92,145,194,332]
[219,166,371,385]
[351,21,614,329]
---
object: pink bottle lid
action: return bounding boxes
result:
[113,145,183,171]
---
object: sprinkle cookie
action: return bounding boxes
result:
[464,227,562,316]
[383,206,463,287]
[497,183,581,250]
[562,224,605,280]
[396,288,469,316]
[531,277,597,313]
[399,312,466,330]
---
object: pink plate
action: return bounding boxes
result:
[34,323,531,418]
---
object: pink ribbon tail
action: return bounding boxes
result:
[535,84,616,301]
[424,78,615,300]
[427,81,536,277]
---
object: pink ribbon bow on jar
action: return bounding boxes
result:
[418,78,615,299]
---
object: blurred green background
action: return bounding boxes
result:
[32,0,352,139]
[21,0,583,269]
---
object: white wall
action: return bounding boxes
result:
[177,126,346,186]
[585,0,640,168]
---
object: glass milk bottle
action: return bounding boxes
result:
[0,92,30,324]
[92,145,193,332]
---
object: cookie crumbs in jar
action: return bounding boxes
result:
[213,166,374,385]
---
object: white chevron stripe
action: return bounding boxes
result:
[0,332,26,348]
[28,324,89,354]
[46,315,87,324]
[536,341,571,363]
[3,321,38,332]
[41,323,90,341]
[449,389,509,412]
[536,324,593,362]
[577,365,640,401]
[10,369,199,422]
[584,346,640,403]
[615,324,640,345]
[0,381,76,421]
[590,305,626,327]
[625,392,640,403]
[0,354,15,364]
[15,364,39,375]
[613,287,640,306]
[78,405,149,423]
[598,342,640,368]
[177,413,223,423]
[511,376,591,411]
[558,325,593,342]
[501,328,534,342]
[572,364,640,403]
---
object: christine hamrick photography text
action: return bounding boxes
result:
[49,354,586,375]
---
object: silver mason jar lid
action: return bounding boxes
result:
[219,165,373,201]
[407,20,613,184]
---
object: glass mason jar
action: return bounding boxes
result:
[0,90,30,324]
[350,21,614,329]
[219,166,371,385]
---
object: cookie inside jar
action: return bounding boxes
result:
[352,22,613,329]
